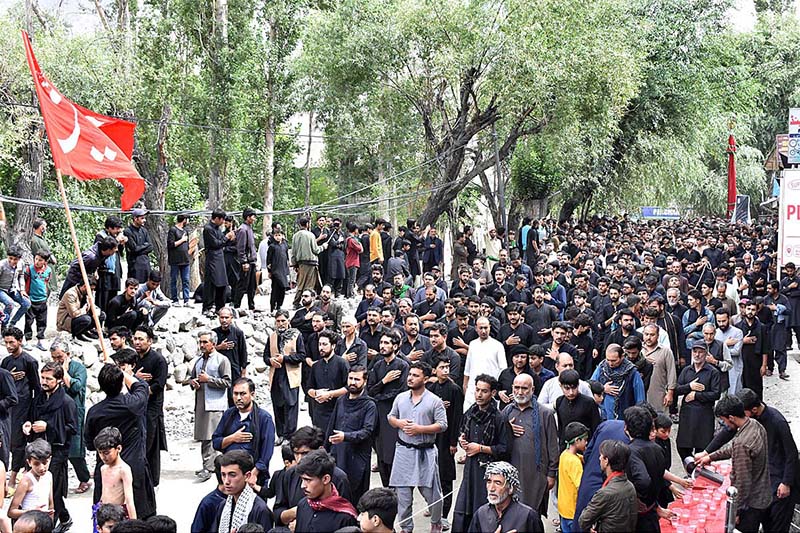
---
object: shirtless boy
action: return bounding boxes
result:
[93,427,136,521]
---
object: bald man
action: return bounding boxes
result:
[537,353,592,407]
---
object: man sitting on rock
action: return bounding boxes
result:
[135,270,171,327]
[56,279,105,342]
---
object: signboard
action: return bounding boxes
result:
[730,194,751,225]
[788,109,800,164]
[779,169,800,265]
[640,206,680,220]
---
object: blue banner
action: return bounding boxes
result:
[640,207,680,220]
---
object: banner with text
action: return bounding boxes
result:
[640,207,680,220]
[779,169,800,265]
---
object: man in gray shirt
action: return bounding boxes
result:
[388,361,448,533]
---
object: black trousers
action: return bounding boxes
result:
[764,496,794,533]
[69,456,91,484]
[203,283,226,313]
[346,267,358,298]
[71,312,105,338]
[270,284,287,312]
[271,389,299,439]
[234,264,256,310]
[51,446,70,524]
[377,459,393,488]
[442,478,454,518]
[24,300,48,340]
[738,506,769,533]
[145,414,162,487]
[636,509,660,532]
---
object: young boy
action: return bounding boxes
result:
[257,442,294,500]
[587,380,605,421]
[23,252,51,351]
[654,414,692,506]
[94,503,127,533]
[558,422,589,533]
[94,427,136,522]
[8,440,53,520]
[357,487,398,533]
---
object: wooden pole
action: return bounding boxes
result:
[55,169,109,361]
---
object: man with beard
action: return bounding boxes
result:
[422,227,444,274]
[49,339,91,495]
[213,306,248,404]
[294,449,358,532]
[308,330,349,432]
[543,322,579,373]
[779,261,800,348]
[468,461,544,533]
[335,316,369,370]
[132,327,168,487]
[426,356,463,527]
[2,327,39,493]
[715,308,743,394]
[85,364,156,519]
[642,324,676,413]
[648,295,686,368]
[415,286,446,333]
[355,285,383,325]
[447,306,478,362]
[452,374,509,533]
[188,330,231,483]
[503,373,559,517]
[603,308,643,354]
[22,362,77,533]
[702,322,733,392]
[675,341,721,462]
[498,303,535,367]
[316,285,343,332]
[422,323,462,386]
[399,314,432,362]
[265,310,306,445]
[123,208,153,283]
[524,286,559,345]
[765,280,791,380]
[367,331,409,487]
[735,301,768,400]
[203,210,235,316]
[498,346,541,410]
[106,278,147,330]
[624,336,653,392]
[598,285,626,352]
[359,308,386,368]
[591,344,646,421]
[388,362,448,533]
[325,365,378,505]
[212,378,275,488]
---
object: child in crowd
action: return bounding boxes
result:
[558,422,588,533]
[654,414,692,506]
[588,380,605,420]
[261,442,294,500]
[93,426,136,527]
[8,440,53,520]
[357,487,398,533]
[23,251,51,351]
[95,504,127,533]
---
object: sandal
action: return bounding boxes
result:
[74,481,92,494]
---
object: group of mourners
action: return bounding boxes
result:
[0,208,798,533]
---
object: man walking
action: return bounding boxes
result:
[234,207,258,312]
[388,361,448,533]
[167,214,191,305]
[189,330,232,482]
[642,324,676,413]
[124,208,154,283]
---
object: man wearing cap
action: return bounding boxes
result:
[124,208,154,283]
[234,208,258,312]
[468,461,544,533]
[675,340,721,463]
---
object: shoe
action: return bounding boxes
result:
[275,436,285,446]
[765,370,773,377]
[53,517,73,533]
[35,341,46,351]
[196,470,213,483]
[780,372,790,380]
[85,331,99,339]
[430,523,443,533]
[441,518,451,531]
[195,468,207,476]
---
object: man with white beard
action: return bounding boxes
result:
[467,461,544,532]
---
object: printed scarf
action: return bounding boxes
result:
[460,402,499,456]
[218,485,257,533]
[307,483,358,518]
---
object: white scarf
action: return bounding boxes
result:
[218,485,257,533]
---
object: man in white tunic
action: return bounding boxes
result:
[463,317,507,412]
[389,361,448,533]
[189,329,232,482]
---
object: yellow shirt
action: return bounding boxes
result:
[557,450,583,519]
[369,230,383,263]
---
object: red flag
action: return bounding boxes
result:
[21,31,145,210]
[727,134,737,217]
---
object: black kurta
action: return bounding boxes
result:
[85,380,157,518]
[134,348,169,487]
[213,325,248,378]
[468,500,544,533]
[123,223,153,283]
[735,317,766,400]
[0,351,40,462]
[308,354,349,431]
[367,355,409,466]
[675,363,720,449]
[426,379,464,483]
[324,393,378,504]
[0,368,17,468]
[203,222,228,288]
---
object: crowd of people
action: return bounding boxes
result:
[0,208,797,533]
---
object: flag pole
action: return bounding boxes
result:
[55,169,109,361]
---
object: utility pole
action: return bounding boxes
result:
[492,124,507,247]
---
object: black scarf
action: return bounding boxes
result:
[460,401,499,454]
[32,386,72,447]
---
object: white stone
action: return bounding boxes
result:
[239,322,255,338]
[252,356,268,373]
[173,363,189,383]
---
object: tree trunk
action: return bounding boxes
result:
[303,112,314,209]
[260,20,277,238]
[208,135,224,210]
[558,190,586,223]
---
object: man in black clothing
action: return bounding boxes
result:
[603,308,643,352]
[166,214,191,305]
[213,306,248,405]
[498,302,535,366]
[524,286,559,345]
[414,286,445,333]
[294,449,358,532]
[291,290,320,347]
[447,306,478,362]
[359,308,386,368]
[24,362,77,533]
[59,237,119,298]
[265,311,306,444]
[308,330,349,432]
[422,323,462,386]
[203,210,235,315]
[508,274,533,306]
[124,208,154,283]
[366,330,409,487]
[497,346,540,410]
[0,365,17,471]
[234,207,258,311]
[325,366,378,505]
[554,369,601,447]
[355,285,383,324]
[626,405,669,532]
[426,356,463,526]
[735,301,767,400]
[133,327,169,487]
[571,313,596,379]
[94,216,126,311]
[106,277,147,330]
